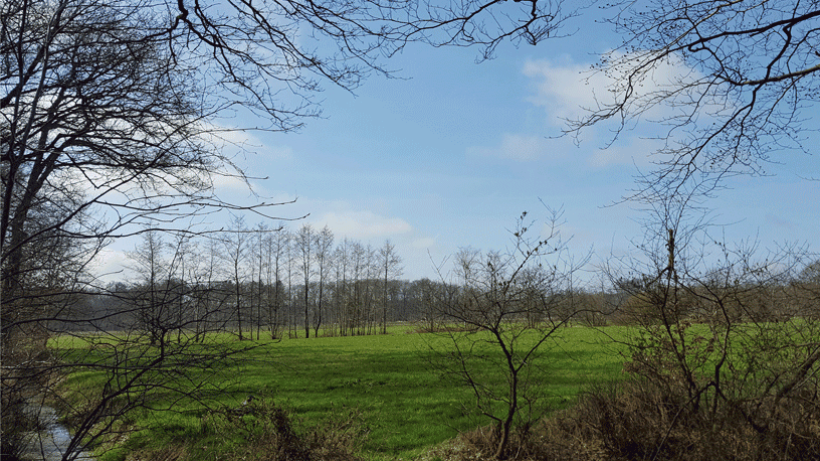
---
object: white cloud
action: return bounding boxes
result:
[211,173,251,193]
[523,59,610,125]
[467,133,555,161]
[523,53,713,127]
[313,209,413,240]
[89,247,135,283]
[521,53,723,169]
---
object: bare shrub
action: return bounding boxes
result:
[590,188,820,461]
[426,208,592,460]
[200,398,363,461]
[542,379,820,461]
[425,375,820,461]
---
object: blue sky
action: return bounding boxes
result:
[94,16,820,283]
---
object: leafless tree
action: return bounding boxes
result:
[188,236,233,338]
[333,238,351,336]
[265,225,290,339]
[128,230,171,346]
[570,0,820,197]
[363,244,379,334]
[221,215,250,340]
[429,209,587,460]
[285,231,298,339]
[378,239,403,334]
[250,224,266,340]
[295,223,314,338]
[313,225,334,337]
[599,187,820,459]
[413,277,443,333]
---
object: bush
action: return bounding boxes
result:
[424,377,820,461]
[197,398,364,461]
[549,379,820,461]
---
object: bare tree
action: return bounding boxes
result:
[285,231,298,339]
[571,0,820,196]
[413,278,443,333]
[429,209,587,460]
[596,186,820,459]
[222,215,250,340]
[333,239,351,336]
[295,223,314,338]
[251,224,266,340]
[313,226,334,337]
[364,244,380,334]
[127,231,170,346]
[348,241,368,335]
[265,226,290,339]
[188,236,232,338]
[378,239,403,334]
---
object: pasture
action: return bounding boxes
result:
[55,325,627,461]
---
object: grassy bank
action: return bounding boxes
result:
[54,325,627,461]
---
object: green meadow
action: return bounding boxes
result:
[56,325,628,461]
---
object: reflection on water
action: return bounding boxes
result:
[22,405,93,461]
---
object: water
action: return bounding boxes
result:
[21,404,93,461]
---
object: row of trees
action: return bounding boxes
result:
[101,221,408,341]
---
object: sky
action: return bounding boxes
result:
[92,11,820,285]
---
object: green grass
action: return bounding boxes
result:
[54,324,628,461]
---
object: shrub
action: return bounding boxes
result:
[547,379,820,461]
[198,398,364,461]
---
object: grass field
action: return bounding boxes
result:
[55,325,628,461]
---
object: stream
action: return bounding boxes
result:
[20,404,93,461]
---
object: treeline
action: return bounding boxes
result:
[77,221,820,342]
[83,220,466,340]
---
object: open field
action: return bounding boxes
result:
[55,325,628,461]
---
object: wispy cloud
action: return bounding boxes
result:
[411,236,437,249]
[89,247,134,283]
[467,133,556,162]
[312,209,412,240]
[521,54,712,168]
[523,53,715,127]
[523,58,610,125]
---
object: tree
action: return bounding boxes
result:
[295,223,314,338]
[285,231,298,339]
[333,239,351,336]
[429,210,586,460]
[572,0,820,197]
[596,189,820,459]
[313,226,334,337]
[251,224,267,340]
[378,239,403,334]
[128,230,171,346]
[188,236,233,338]
[222,215,250,340]
[265,226,290,339]
[799,259,820,285]
[412,277,444,332]
[363,244,379,334]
